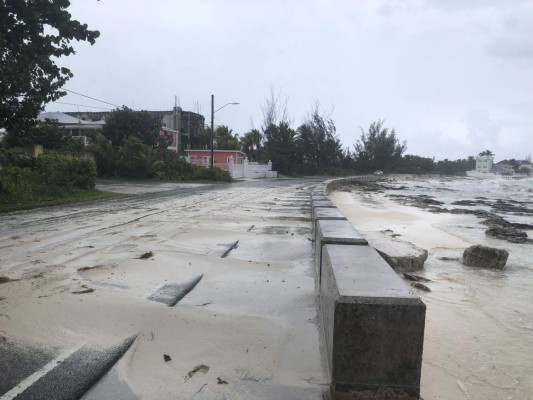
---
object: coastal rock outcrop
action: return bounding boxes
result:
[481,215,533,243]
[463,245,509,269]
[485,225,530,243]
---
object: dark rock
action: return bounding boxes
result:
[450,208,492,218]
[437,256,460,261]
[428,207,449,213]
[492,200,533,215]
[403,272,431,282]
[485,225,531,243]
[411,282,431,292]
[452,200,479,206]
[463,245,509,269]
[481,215,511,227]
[513,222,533,230]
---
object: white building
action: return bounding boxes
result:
[474,154,494,174]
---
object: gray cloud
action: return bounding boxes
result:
[43,0,532,161]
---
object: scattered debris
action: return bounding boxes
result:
[437,256,460,261]
[403,272,431,282]
[221,241,239,258]
[72,285,95,294]
[411,282,431,292]
[217,377,228,384]
[148,275,203,307]
[196,383,208,394]
[0,276,19,284]
[185,364,209,381]
[164,354,172,362]
[137,251,154,259]
[77,266,97,272]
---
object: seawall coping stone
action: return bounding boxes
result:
[314,219,368,278]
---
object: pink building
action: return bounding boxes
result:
[163,127,180,152]
[185,149,246,171]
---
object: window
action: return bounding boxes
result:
[227,156,233,164]
[237,157,243,164]
[189,156,196,164]
[203,156,211,165]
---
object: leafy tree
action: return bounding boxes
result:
[478,150,494,156]
[115,136,154,178]
[435,157,475,175]
[86,131,116,177]
[394,154,436,174]
[241,129,262,161]
[260,87,299,174]
[214,125,240,150]
[263,121,297,175]
[103,107,168,149]
[296,104,343,170]
[0,0,99,132]
[353,120,406,172]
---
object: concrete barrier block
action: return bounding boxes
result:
[314,219,367,278]
[315,207,347,220]
[320,244,425,398]
[312,200,336,221]
[313,207,347,235]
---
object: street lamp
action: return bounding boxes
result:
[210,95,239,168]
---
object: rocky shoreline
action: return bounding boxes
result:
[330,177,533,399]
[338,179,533,244]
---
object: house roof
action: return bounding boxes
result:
[37,112,107,130]
[38,112,83,124]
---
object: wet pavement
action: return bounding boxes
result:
[0,178,328,399]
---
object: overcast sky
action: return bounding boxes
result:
[46,0,533,161]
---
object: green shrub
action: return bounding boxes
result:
[0,151,97,203]
[0,166,36,201]
[86,131,116,177]
[69,157,97,189]
[116,136,153,179]
[192,166,232,182]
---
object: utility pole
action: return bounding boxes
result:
[210,94,214,168]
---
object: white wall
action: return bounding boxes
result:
[228,158,277,179]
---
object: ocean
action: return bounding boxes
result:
[330,176,533,400]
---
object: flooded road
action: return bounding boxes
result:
[0,178,327,399]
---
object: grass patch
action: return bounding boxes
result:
[0,190,119,213]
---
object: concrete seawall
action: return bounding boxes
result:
[312,176,426,399]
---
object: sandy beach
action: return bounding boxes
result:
[330,183,533,400]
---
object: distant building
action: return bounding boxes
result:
[65,107,205,153]
[493,161,514,175]
[37,111,105,145]
[185,149,245,170]
[185,149,277,179]
[474,154,494,174]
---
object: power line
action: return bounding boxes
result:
[54,101,113,110]
[63,89,120,108]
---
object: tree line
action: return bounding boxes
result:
[196,89,477,177]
